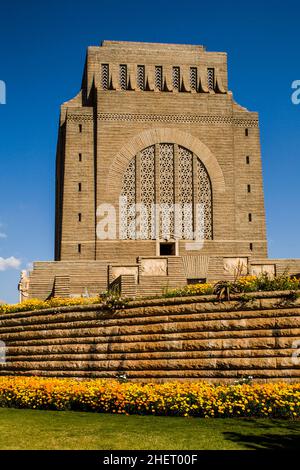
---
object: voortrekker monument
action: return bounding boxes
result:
[2,41,300,381]
[25,40,300,300]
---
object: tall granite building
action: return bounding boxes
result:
[27,41,300,300]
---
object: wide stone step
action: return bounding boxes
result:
[1,368,300,382]
[4,349,297,363]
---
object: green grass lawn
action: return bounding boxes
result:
[0,408,299,450]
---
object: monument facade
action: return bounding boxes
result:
[27,41,300,299]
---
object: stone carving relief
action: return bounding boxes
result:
[250,264,276,278]
[140,258,168,276]
[110,266,139,282]
[223,258,248,276]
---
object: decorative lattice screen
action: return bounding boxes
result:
[197,159,212,240]
[159,144,175,238]
[101,64,109,90]
[120,144,212,240]
[140,146,155,238]
[137,65,145,91]
[190,67,197,91]
[155,66,163,91]
[207,68,215,91]
[120,157,136,238]
[178,147,193,239]
[172,67,180,91]
[119,65,127,90]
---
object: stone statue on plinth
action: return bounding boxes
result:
[18,270,30,303]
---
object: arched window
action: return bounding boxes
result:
[120,144,212,240]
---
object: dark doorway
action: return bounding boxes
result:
[160,242,176,256]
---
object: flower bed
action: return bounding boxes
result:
[1,274,299,315]
[0,297,102,314]
[0,377,299,418]
[165,274,300,298]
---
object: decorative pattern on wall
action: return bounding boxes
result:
[155,66,163,91]
[178,147,193,239]
[197,159,213,240]
[101,64,109,90]
[207,68,215,91]
[120,158,136,239]
[140,145,155,238]
[137,65,145,91]
[172,67,180,91]
[120,144,212,240]
[190,67,198,91]
[159,144,175,238]
[67,113,259,128]
[119,65,127,90]
[98,63,224,93]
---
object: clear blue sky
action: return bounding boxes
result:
[0,0,300,303]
